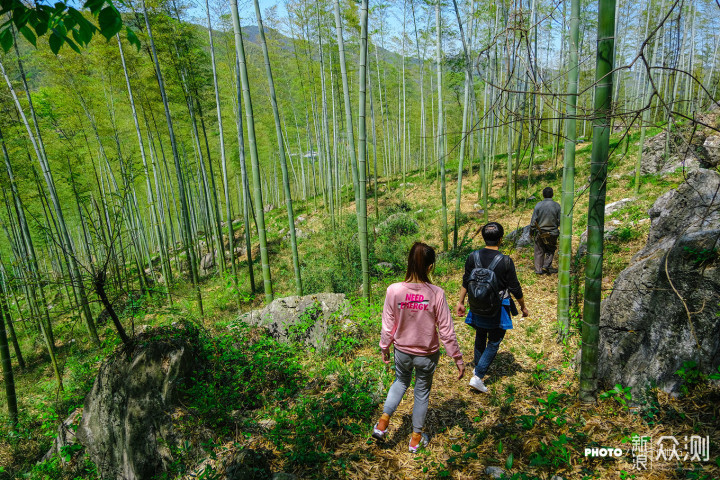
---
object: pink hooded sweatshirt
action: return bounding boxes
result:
[379,281,463,363]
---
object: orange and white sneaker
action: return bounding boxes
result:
[409,432,429,452]
[372,413,390,441]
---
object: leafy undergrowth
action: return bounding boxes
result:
[2,130,719,479]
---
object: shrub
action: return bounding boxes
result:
[377,213,419,239]
[386,200,412,215]
[301,216,377,295]
[269,361,380,466]
[179,325,302,431]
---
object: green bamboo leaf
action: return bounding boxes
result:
[497,440,503,454]
[33,18,49,37]
[98,6,121,39]
[31,22,48,38]
[0,29,12,52]
[125,27,140,51]
[48,30,63,54]
[505,452,514,469]
[83,0,105,14]
[451,444,461,453]
[65,34,81,53]
[12,7,31,29]
[19,25,36,45]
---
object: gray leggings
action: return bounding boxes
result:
[382,349,440,433]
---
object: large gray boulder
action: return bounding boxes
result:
[604,197,636,217]
[76,330,197,480]
[235,293,349,351]
[597,169,720,399]
[703,135,720,167]
[200,252,216,275]
[505,225,533,248]
[634,169,720,259]
[640,130,701,175]
[641,111,720,174]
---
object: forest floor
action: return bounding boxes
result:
[1,129,719,480]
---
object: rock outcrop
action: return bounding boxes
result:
[640,130,702,174]
[235,293,349,351]
[41,408,82,465]
[604,197,636,217]
[641,109,720,174]
[703,135,720,167]
[75,328,197,480]
[597,169,720,399]
[200,252,216,275]
[506,225,533,248]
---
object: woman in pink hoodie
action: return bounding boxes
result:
[372,242,465,452]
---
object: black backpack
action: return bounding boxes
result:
[467,251,505,317]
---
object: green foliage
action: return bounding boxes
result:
[327,297,381,357]
[675,360,707,395]
[179,324,301,431]
[386,200,412,215]
[26,445,99,480]
[287,301,322,344]
[528,434,572,469]
[435,442,479,477]
[599,383,633,410]
[377,213,419,239]
[269,360,380,466]
[626,173,676,191]
[0,0,140,54]
[302,215,376,294]
[375,213,419,269]
[682,246,718,268]
[613,226,641,242]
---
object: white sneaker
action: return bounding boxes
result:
[372,422,386,441]
[408,432,429,452]
[469,375,488,393]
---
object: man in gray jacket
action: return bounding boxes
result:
[530,187,561,275]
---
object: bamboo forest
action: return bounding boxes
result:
[0,0,719,476]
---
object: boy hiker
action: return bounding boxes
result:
[530,187,561,275]
[455,222,529,393]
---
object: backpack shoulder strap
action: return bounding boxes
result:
[487,253,503,271]
[472,250,483,269]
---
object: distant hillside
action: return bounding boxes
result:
[241,24,409,66]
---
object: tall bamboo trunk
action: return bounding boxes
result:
[206,0,240,305]
[334,0,360,203]
[436,0,448,251]
[580,0,616,403]
[357,0,371,301]
[557,0,580,339]
[233,58,256,294]
[141,0,204,315]
[253,0,302,296]
[633,0,666,194]
[452,0,475,249]
[230,0,273,302]
[0,290,18,425]
[117,35,173,306]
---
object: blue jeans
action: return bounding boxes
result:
[382,349,440,433]
[473,327,506,378]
